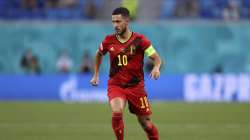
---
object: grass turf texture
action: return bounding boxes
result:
[0,102,249,140]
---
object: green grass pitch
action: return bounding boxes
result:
[0,102,249,140]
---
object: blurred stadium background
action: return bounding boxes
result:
[0,0,250,140]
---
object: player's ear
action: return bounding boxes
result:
[124,16,130,23]
[125,18,130,26]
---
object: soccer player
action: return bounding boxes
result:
[90,7,161,140]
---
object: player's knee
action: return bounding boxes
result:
[112,108,123,113]
[110,98,125,113]
[139,118,152,130]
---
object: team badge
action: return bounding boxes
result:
[130,44,136,54]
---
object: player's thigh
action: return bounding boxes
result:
[108,85,127,113]
[109,97,126,113]
[127,90,152,116]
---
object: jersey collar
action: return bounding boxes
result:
[115,32,134,44]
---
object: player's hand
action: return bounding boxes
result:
[150,67,160,80]
[90,75,99,86]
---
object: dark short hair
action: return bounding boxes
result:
[112,7,130,18]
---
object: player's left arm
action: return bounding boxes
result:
[145,45,162,80]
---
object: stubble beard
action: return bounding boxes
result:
[116,27,127,36]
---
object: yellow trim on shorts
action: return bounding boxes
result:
[145,45,156,57]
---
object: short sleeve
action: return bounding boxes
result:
[140,35,151,51]
[98,36,109,55]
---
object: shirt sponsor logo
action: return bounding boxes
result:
[109,47,114,52]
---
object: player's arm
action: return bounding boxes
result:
[90,50,103,86]
[145,45,162,80]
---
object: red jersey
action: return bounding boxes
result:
[98,32,151,87]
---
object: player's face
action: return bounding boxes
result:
[112,15,128,36]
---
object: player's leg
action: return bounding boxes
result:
[109,97,126,140]
[125,85,159,140]
[137,115,159,140]
[110,97,126,113]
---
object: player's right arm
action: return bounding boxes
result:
[90,50,103,86]
[90,36,109,86]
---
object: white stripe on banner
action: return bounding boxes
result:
[184,74,250,102]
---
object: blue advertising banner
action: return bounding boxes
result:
[0,74,250,102]
[0,75,108,102]
[0,74,183,102]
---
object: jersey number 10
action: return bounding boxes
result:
[117,54,128,66]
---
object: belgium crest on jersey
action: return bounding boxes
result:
[129,44,136,55]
